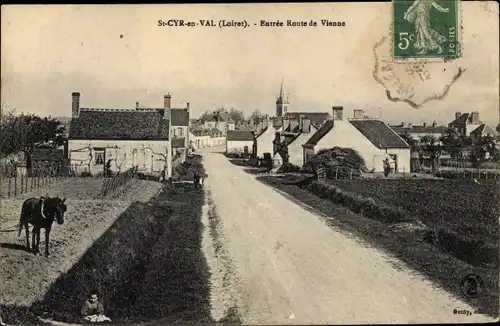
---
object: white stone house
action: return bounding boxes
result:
[448,111,484,137]
[254,116,282,158]
[189,129,226,149]
[274,116,319,167]
[303,107,411,173]
[203,111,230,134]
[226,130,255,155]
[67,92,189,179]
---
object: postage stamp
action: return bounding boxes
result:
[393,0,462,61]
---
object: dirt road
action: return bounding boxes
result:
[200,150,495,325]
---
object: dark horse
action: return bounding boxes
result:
[18,196,67,256]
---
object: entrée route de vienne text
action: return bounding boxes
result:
[158,19,346,29]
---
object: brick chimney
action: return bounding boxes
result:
[163,94,171,120]
[136,102,140,109]
[432,121,437,128]
[186,102,190,111]
[301,116,311,133]
[455,112,462,120]
[72,92,80,118]
[332,106,343,121]
[423,122,427,127]
[471,111,480,124]
[164,94,171,109]
[353,109,364,119]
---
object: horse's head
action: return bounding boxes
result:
[46,196,67,225]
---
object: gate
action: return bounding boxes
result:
[317,166,326,180]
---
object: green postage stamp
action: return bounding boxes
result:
[393,0,461,60]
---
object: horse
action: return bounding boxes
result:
[18,196,67,256]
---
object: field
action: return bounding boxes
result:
[328,179,500,246]
[0,156,212,325]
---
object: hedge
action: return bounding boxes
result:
[304,180,418,225]
[302,180,498,267]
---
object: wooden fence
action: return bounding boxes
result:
[98,166,138,198]
[0,173,71,199]
[317,166,326,180]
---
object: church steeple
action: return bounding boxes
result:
[276,78,289,117]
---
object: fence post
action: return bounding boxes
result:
[14,174,17,197]
[21,174,24,194]
[25,175,28,193]
[8,177,11,198]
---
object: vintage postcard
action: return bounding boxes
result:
[1,2,499,325]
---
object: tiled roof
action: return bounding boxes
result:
[391,125,448,134]
[283,124,302,133]
[305,120,334,146]
[255,126,268,138]
[31,148,65,161]
[305,119,410,149]
[236,124,250,131]
[170,109,190,126]
[449,113,483,126]
[226,130,254,141]
[470,124,499,136]
[281,133,301,146]
[206,111,229,122]
[69,110,169,140]
[283,112,331,128]
[349,120,410,149]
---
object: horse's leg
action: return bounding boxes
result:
[45,228,51,257]
[31,228,37,254]
[25,223,30,251]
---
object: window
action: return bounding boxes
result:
[177,127,184,137]
[95,150,105,165]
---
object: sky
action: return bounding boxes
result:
[1,2,499,126]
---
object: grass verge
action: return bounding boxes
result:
[1,155,214,325]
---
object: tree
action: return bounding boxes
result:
[470,135,499,169]
[419,135,443,175]
[248,109,264,126]
[303,147,367,179]
[228,107,244,122]
[0,113,66,160]
[198,110,213,123]
[439,128,466,159]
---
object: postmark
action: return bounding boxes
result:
[373,35,465,109]
[459,273,484,298]
[393,0,462,61]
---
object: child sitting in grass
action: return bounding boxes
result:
[81,292,111,324]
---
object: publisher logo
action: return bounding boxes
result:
[460,274,483,298]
